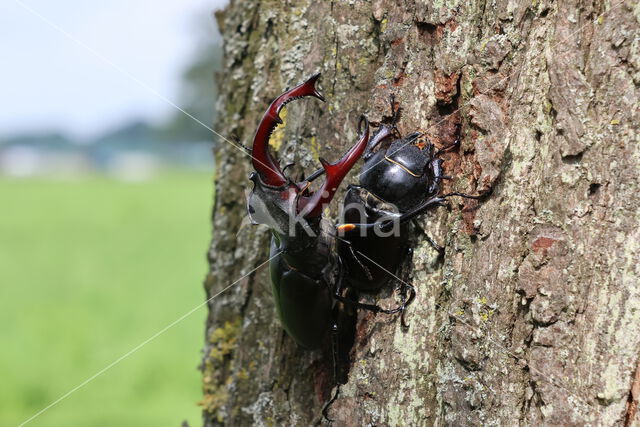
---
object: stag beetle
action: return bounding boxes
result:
[246,73,369,349]
[335,101,485,324]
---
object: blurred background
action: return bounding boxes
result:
[0,1,227,425]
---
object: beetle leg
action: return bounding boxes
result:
[321,384,340,421]
[281,162,295,175]
[322,261,360,421]
[322,320,341,422]
[363,124,394,160]
[427,158,445,195]
[411,219,445,257]
[342,280,414,319]
[398,250,417,328]
[398,190,490,225]
[333,293,404,315]
[394,196,447,225]
[388,94,402,137]
[333,246,414,315]
[346,244,374,281]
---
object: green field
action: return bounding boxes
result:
[0,172,213,426]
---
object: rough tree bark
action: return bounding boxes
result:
[201,1,640,425]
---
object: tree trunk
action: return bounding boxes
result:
[201,0,640,425]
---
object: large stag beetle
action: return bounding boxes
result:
[246,73,369,350]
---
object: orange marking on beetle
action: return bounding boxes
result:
[415,136,428,150]
[384,156,421,177]
[338,224,356,232]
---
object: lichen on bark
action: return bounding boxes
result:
[202,1,640,425]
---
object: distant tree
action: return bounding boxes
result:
[164,13,223,143]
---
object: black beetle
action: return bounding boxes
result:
[335,103,485,324]
[246,73,369,349]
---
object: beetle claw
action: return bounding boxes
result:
[322,385,340,422]
[251,73,326,187]
[250,75,370,219]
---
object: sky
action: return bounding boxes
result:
[0,0,227,139]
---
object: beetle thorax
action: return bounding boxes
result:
[359,138,435,211]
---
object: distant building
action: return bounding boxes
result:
[0,121,213,179]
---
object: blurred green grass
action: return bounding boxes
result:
[0,171,213,426]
